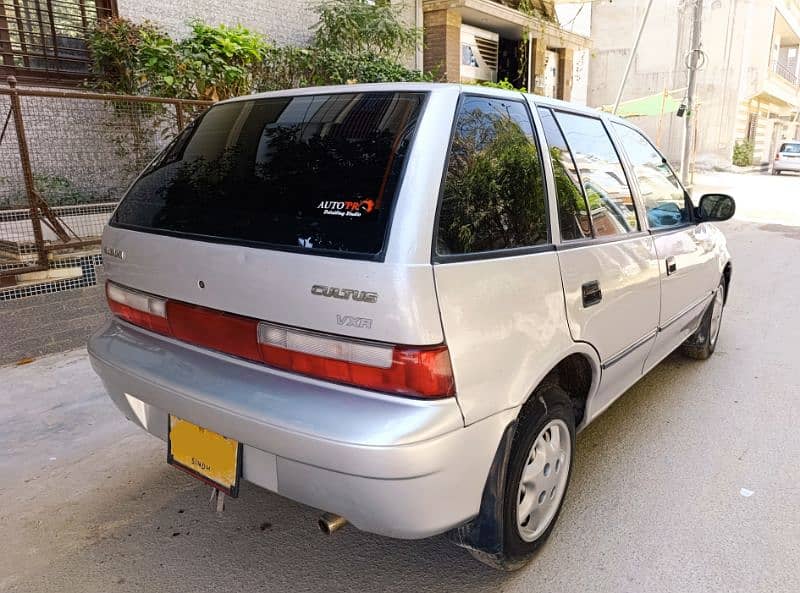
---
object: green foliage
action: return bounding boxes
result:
[259,45,316,91]
[732,139,754,167]
[515,0,556,22]
[88,1,427,98]
[258,0,427,89]
[88,18,269,100]
[25,174,111,206]
[312,0,420,61]
[88,18,175,95]
[475,78,527,93]
[258,46,429,90]
[178,22,270,100]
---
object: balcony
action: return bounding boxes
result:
[772,60,799,87]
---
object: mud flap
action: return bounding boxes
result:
[447,419,517,555]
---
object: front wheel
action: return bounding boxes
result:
[467,384,575,570]
[681,280,725,360]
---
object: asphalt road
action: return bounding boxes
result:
[2,172,799,593]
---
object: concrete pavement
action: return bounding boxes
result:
[2,172,799,592]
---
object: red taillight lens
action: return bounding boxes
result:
[775,153,780,160]
[106,282,170,335]
[105,281,455,399]
[257,325,455,398]
[167,301,262,362]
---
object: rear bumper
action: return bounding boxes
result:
[773,160,800,172]
[88,320,515,539]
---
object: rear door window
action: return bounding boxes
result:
[112,92,426,258]
[537,107,592,241]
[553,111,639,237]
[436,95,548,256]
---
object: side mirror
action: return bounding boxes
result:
[697,193,735,222]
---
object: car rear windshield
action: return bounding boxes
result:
[780,143,800,154]
[111,92,426,257]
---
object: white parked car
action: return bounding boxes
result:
[772,140,800,174]
[89,83,735,570]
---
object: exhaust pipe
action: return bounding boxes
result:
[318,512,348,534]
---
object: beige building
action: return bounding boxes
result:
[0,1,588,101]
[588,0,800,167]
[422,0,589,99]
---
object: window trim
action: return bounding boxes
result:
[554,230,651,251]
[549,107,644,238]
[608,119,696,228]
[535,105,596,242]
[0,0,119,85]
[431,91,553,264]
[109,90,431,263]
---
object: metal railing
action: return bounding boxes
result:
[0,76,212,278]
[772,60,799,86]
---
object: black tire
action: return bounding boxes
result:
[467,383,575,570]
[681,280,725,360]
[773,169,780,175]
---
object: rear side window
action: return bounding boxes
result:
[112,92,425,258]
[612,123,690,229]
[554,112,639,237]
[436,96,548,256]
[537,107,591,241]
[780,142,800,153]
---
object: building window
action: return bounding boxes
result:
[746,113,759,142]
[0,0,116,83]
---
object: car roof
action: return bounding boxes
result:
[218,82,631,129]
[221,82,598,112]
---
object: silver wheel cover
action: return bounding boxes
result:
[516,419,571,542]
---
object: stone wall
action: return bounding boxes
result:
[118,0,317,45]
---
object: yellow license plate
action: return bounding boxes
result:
[168,416,241,496]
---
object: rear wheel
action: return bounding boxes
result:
[467,384,575,570]
[681,280,725,360]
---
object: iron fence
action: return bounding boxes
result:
[772,60,799,87]
[0,76,212,278]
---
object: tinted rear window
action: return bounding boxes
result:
[780,143,800,154]
[112,92,426,257]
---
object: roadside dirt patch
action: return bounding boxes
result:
[759,223,800,240]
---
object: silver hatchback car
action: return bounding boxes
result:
[772,140,800,174]
[89,83,734,570]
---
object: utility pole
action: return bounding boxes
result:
[680,0,704,186]
[612,0,654,115]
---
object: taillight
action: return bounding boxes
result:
[106,282,170,335]
[775,153,780,160]
[168,301,262,362]
[105,281,455,399]
[257,323,455,398]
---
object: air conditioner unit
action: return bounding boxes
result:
[460,24,498,83]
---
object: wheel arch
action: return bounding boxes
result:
[518,343,601,431]
[448,344,601,560]
[722,261,732,304]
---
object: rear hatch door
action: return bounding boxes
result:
[103,90,442,346]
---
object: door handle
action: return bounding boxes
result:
[582,280,602,307]
[666,256,677,275]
